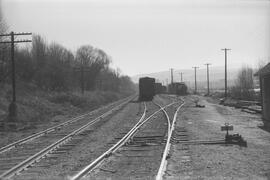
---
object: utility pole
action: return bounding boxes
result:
[170,68,174,84]
[0,32,32,121]
[204,63,211,96]
[80,57,90,95]
[80,64,85,95]
[74,65,91,95]
[179,72,183,82]
[192,67,199,94]
[221,48,231,98]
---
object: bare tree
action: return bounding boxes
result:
[76,45,110,90]
[46,42,75,90]
[256,57,270,72]
[0,29,135,94]
[0,0,8,35]
[0,0,9,83]
[231,65,255,100]
[30,35,49,88]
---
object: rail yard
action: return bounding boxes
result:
[0,92,269,180]
[1,0,269,179]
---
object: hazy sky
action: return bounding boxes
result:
[2,0,270,76]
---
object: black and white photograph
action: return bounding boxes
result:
[0,0,269,179]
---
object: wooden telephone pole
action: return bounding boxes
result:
[204,63,211,95]
[74,65,91,95]
[170,68,174,84]
[179,72,183,82]
[0,32,32,121]
[221,48,231,98]
[192,66,199,94]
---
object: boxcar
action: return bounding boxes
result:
[139,77,155,101]
[154,83,163,94]
[161,85,167,93]
[168,82,187,95]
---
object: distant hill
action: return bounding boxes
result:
[131,66,240,91]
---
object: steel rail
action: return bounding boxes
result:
[153,101,171,143]
[69,102,147,180]
[156,99,185,180]
[172,139,225,144]
[70,101,177,180]
[0,96,134,180]
[0,95,135,154]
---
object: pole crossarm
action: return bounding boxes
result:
[14,32,32,36]
[221,48,231,51]
[0,40,32,44]
[0,32,32,37]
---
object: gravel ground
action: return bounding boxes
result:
[164,95,270,180]
[12,100,143,179]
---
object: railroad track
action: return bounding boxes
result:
[0,95,135,155]
[156,98,185,180]
[71,98,185,180]
[0,95,135,180]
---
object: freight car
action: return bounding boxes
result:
[139,77,155,101]
[168,82,188,95]
[154,83,163,94]
[161,85,167,93]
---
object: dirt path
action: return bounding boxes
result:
[165,95,270,180]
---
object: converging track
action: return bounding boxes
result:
[71,96,185,180]
[0,95,185,180]
[0,95,135,180]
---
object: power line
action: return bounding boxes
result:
[0,32,32,37]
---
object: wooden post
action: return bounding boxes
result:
[0,32,32,122]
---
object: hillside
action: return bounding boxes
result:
[132,66,240,90]
[0,82,132,130]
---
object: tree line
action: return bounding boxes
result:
[0,4,135,96]
[0,34,135,94]
[230,59,269,101]
[0,6,135,94]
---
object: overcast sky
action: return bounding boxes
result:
[2,0,270,76]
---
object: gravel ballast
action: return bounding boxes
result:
[164,95,270,180]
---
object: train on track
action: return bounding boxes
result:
[139,77,187,101]
[139,77,156,101]
[168,82,188,95]
[139,77,168,101]
[154,83,163,94]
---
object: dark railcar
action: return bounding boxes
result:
[161,85,167,93]
[168,82,187,95]
[154,83,162,94]
[139,77,155,101]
